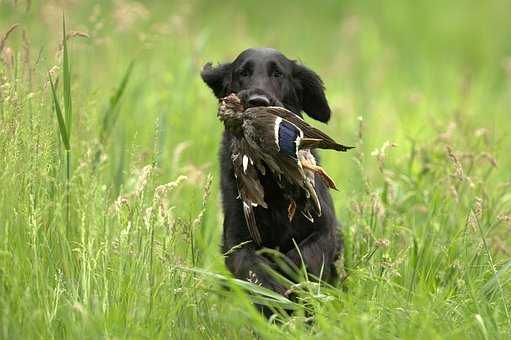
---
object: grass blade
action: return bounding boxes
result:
[62,14,72,137]
[176,266,299,310]
[49,73,69,150]
[482,259,511,297]
[92,62,134,171]
[100,61,134,143]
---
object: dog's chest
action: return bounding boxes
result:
[253,172,313,249]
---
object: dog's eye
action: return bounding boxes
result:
[240,69,250,77]
[272,70,283,78]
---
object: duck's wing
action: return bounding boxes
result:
[247,106,354,152]
[231,140,267,246]
[244,112,322,215]
[244,110,301,160]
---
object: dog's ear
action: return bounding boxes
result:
[293,63,331,123]
[201,62,232,98]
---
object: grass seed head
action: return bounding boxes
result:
[371,141,396,172]
[446,145,465,181]
[497,214,511,227]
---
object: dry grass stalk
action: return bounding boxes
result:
[112,164,153,213]
[67,31,90,40]
[191,173,213,229]
[370,192,385,221]
[172,141,191,170]
[445,145,465,181]
[375,238,390,249]
[473,197,483,220]
[54,31,89,66]
[467,197,483,232]
[153,175,188,225]
[132,165,153,197]
[0,24,20,54]
[449,184,459,202]
[371,140,397,173]
[437,121,457,142]
[181,163,210,186]
[478,152,497,168]
[1,47,14,69]
[357,116,364,142]
[21,29,32,88]
[492,236,511,256]
[497,214,511,227]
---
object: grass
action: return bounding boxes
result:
[1,0,511,338]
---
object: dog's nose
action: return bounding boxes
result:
[247,95,270,107]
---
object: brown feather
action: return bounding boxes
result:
[242,201,262,246]
[231,141,267,245]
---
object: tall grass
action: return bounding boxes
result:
[0,1,510,339]
[93,61,134,172]
[48,16,72,234]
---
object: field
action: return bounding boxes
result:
[1,0,511,338]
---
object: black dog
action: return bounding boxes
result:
[201,48,341,296]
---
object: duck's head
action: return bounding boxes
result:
[220,93,244,112]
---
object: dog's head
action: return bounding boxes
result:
[201,48,331,122]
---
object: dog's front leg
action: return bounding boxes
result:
[284,221,340,282]
[225,246,289,295]
[222,208,288,296]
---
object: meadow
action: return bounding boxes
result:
[1,0,511,338]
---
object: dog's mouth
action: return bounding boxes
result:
[237,89,282,109]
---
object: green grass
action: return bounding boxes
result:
[1,0,511,338]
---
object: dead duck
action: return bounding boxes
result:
[218,93,353,245]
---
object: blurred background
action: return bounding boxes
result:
[2,0,510,211]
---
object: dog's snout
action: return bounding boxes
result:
[247,95,270,107]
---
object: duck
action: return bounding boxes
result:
[218,93,353,245]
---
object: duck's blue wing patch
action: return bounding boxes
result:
[277,120,301,159]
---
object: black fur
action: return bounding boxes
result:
[201,48,341,297]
